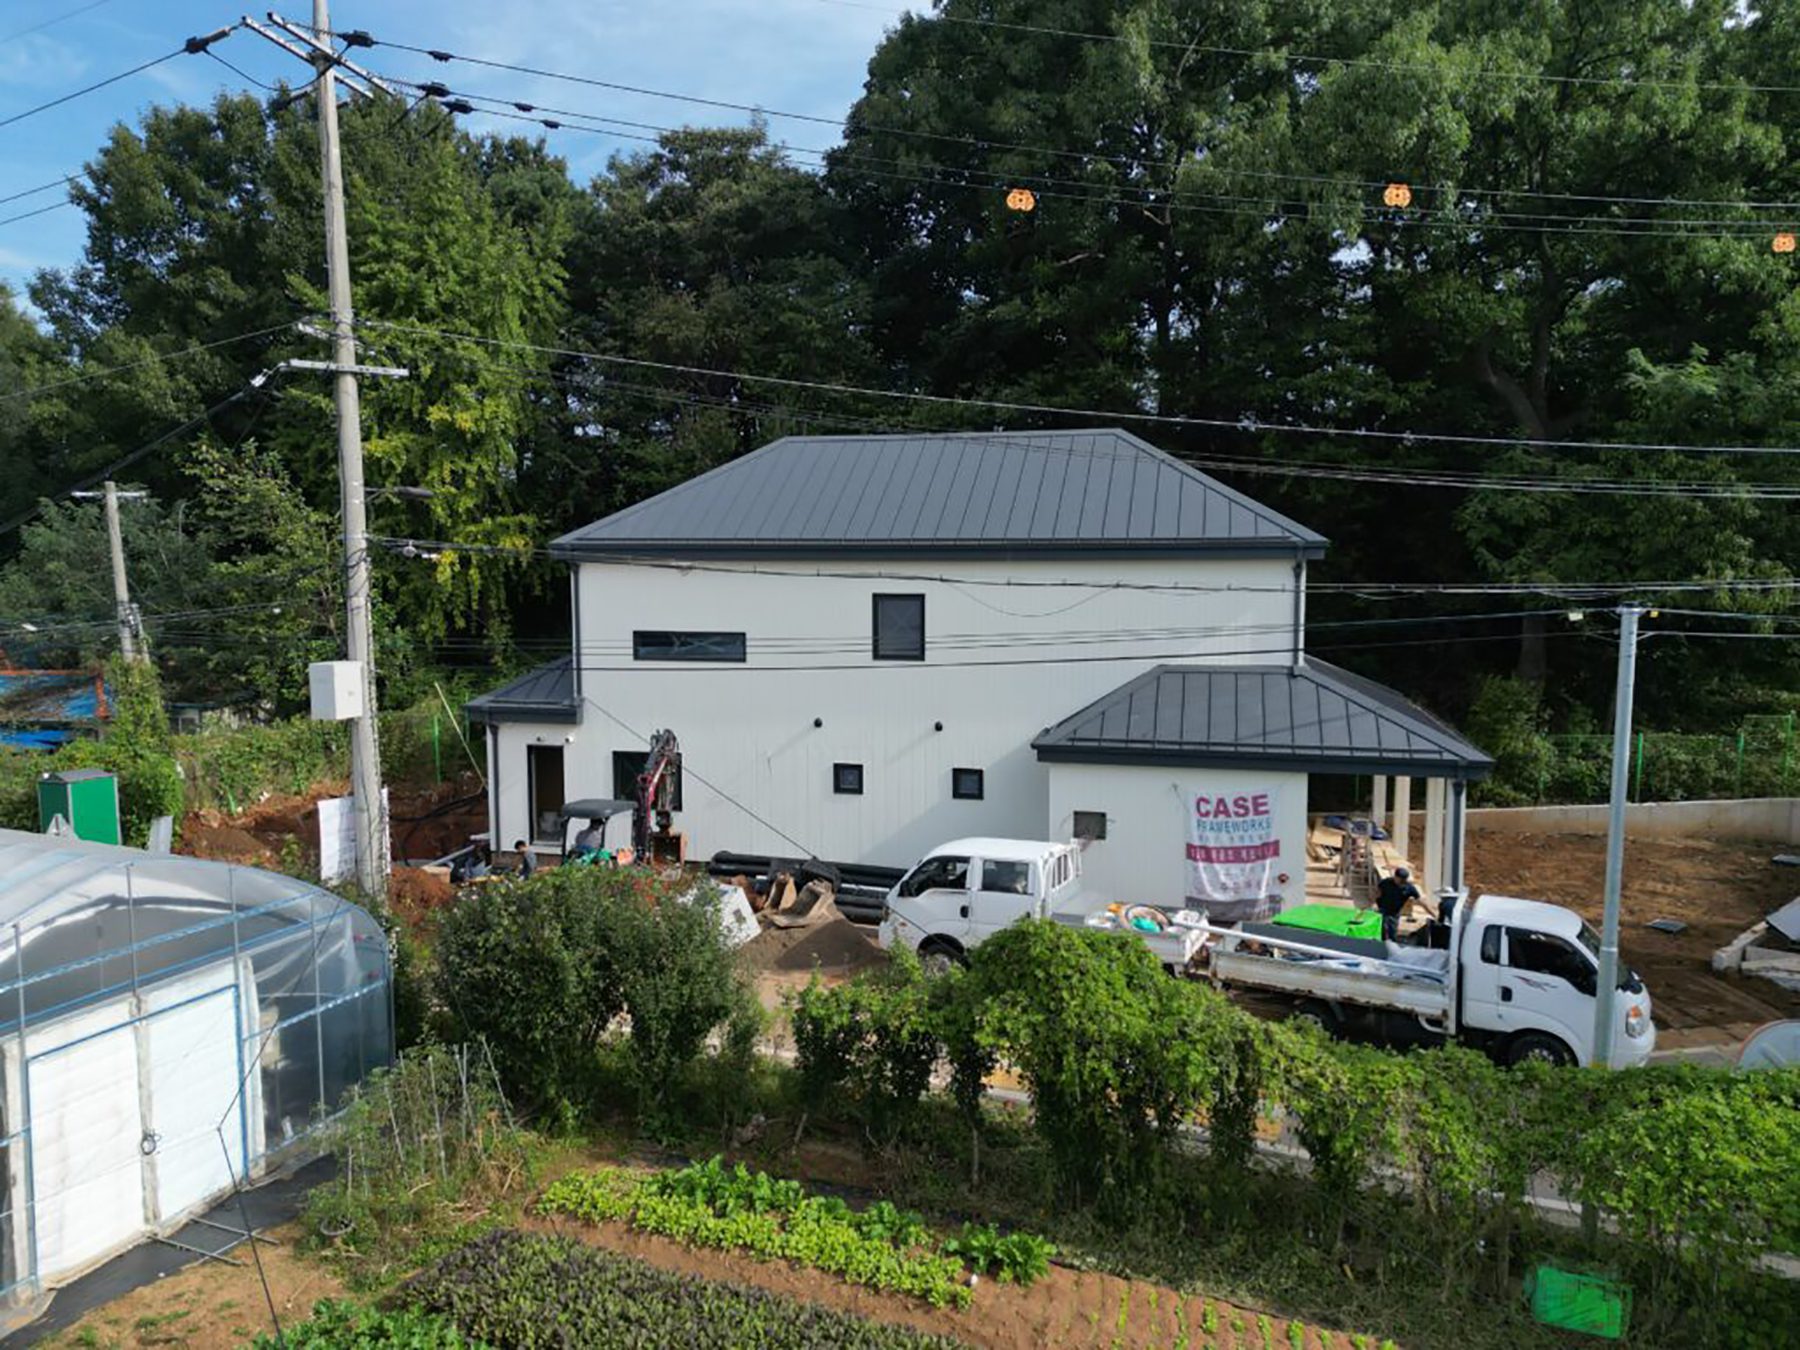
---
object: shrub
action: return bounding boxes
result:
[400,1228,971,1348]
[434,869,629,1115]
[255,1299,479,1348]
[1465,674,1553,806]
[39,658,184,846]
[789,946,938,1145]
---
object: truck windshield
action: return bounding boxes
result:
[1576,922,1601,961]
[1574,919,1643,991]
[898,856,970,897]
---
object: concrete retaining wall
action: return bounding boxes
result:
[1469,797,1800,842]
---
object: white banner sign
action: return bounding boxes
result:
[1184,786,1283,920]
[317,789,388,885]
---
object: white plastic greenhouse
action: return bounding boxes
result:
[0,828,392,1319]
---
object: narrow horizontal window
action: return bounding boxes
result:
[1073,811,1107,841]
[952,767,984,801]
[632,630,746,662]
[872,593,924,661]
[833,763,864,795]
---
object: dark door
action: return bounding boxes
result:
[527,744,565,843]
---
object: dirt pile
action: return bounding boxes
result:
[741,915,886,976]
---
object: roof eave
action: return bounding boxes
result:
[1032,742,1494,782]
[549,538,1329,563]
[464,701,581,726]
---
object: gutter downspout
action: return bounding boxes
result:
[1289,552,1305,672]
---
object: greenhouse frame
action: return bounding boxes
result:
[0,828,392,1319]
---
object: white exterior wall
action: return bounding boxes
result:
[489,554,1302,868]
[1046,762,1309,912]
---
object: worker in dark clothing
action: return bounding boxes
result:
[1374,866,1420,942]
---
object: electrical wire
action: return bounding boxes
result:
[408,82,1800,240]
[806,0,1800,97]
[0,45,192,131]
[0,199,75,228]
[0,321,294,405]
[357,316,1800,463]
[344,26,1800,214]
[0,174,81,208]
[0,0,119,45]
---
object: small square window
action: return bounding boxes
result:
[952,767,984,800]
[1073,810,1107,841]
[833,763,864,795]
[872,593,925,660]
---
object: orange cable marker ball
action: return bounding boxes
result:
[1774,232,1797,254]
[1383,182,1413,209]
[1005,187,1037,212]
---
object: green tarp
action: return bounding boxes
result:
[1271,903,1382,939]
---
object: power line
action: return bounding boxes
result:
[424,90,1797,240]
[357,316,1800,463]
[0,0,118,45]
[0,321,294,404]
[808,0,1800,97]
[0,174,81,208]
[0,199,75,228]
[1,42,197,132]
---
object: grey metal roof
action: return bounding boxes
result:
[465,656,579,725]
[551,429,1327,560]
[1033,661,1494,780]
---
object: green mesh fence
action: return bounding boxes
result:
[1526,714,1798,805]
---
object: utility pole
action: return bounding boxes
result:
[312,0,387,899]
[1590,604,1643,1070]
[71,482,148,662]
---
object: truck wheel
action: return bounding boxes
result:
[1290,1001,1339,1039]
[1506,1032,1575,1068]
[917,939,966,976]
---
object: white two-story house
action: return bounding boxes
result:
[468,429,1490,916]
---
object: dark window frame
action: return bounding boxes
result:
[632,630,747,663]
[1072,810,1108,841]
[871,593,926,661]
[613,749,683,810]
[833,762,864,796]
[898,855,970,898]
[951,767,984,800]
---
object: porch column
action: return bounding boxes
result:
[1423,778,1446,895]
[1447,779,1468,893]
[1391,776,1412,867]
[1371,775,1389,830]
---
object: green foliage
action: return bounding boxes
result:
[254,1299,480,1349]
[789,946,939,1144]
[435,867,753,1122]
[399,1228,970,1349]
[938,1222,1054,1285]
[32,659,184,846]
[537,1159,974,1307]
[1465,676,1556,806]
[304,1044,536,1290]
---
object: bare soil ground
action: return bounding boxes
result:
[526,1209,1373,1350]
[178,774,487,875]
[1465,827,1799,1031]
[29,1223,344,1350]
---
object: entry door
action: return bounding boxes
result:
[968,858,1040,943]
[141,973,245,1224]
[1458,923,1508,1034]
[24,1000,145,1280]
[527,744,565,844]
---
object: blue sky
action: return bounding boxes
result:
[0,0,902,301]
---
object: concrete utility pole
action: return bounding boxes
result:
[313,0,387,899]
[71,482,147,662]
[1590,604,1644,1069]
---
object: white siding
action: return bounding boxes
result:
[485,555,1301,868]
[1046,762,1309,912]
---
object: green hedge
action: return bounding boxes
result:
[793,922,1800,1321]
[398,1228,969,1349]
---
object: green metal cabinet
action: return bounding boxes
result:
[37,768,122,845]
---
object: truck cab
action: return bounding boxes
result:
[1455,895,1655,1068]
[877,838,1082,966]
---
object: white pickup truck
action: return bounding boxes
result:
[1203,892,1655,1067]
[878,839,1655,1070]
[875,837,1204,972]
